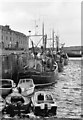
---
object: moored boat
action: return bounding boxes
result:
[0,79,16,97]
[18,23,59,86]
[3,88,31,117]
[31,91,57,117]
[59,43,69,66]
[53,51,64,72]
[17,78,35,97]
[18,60,58,86]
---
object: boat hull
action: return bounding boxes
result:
[18,68,58,86]
[64,58,68,65]
[57,61,64,72]
[0,79,15,97]
[20,87,35,97]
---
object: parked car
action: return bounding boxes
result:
[31,91,57,117]
[17,78,35,97]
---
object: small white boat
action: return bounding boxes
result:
[17,79,35,97]
[0,79,16,97]
[31,91,57,117]
[0,95,6,112]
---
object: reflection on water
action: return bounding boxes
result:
[36,59,81,118]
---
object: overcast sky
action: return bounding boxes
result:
[0,0,81,47]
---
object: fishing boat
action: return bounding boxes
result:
[62,53,68,65]
[55,52,64,72]
[3,88,31,117]
[31,91,57,117]
[54,35,69,70]
[17,78,35,97]
[54,35,64,72]
[18,23,58,86]
[0,79,16,97]
[59,44,69,66]
[18,59,58,86]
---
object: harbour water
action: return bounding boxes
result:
[0,58,82,119]
[36,58,82,118]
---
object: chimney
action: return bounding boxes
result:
[5,25,10,30]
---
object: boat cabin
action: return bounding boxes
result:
[34,91,54,104]
[18,79,35,88]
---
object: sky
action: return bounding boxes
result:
[0,0,81,47]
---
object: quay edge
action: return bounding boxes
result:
[0,117,82,120]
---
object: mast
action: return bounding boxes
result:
[52,29,54,51]
[56,35,59,52]
[44,34,47,50]
[42,22,45,49]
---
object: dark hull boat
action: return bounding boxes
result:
[18,62,58,87]
[67,52,82,57]
[57,61,64,72]
[61,53,68,66]
[64,57,68,65]
[53,53,64,72]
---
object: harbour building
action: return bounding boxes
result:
[0,25,28,50]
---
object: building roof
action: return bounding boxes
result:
[0,25,27,37]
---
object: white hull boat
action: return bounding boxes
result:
[31,91,57,117]
[17,79,35,97]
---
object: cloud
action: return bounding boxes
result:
[0,1,81,47]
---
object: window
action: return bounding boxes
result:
[38,94,44,101]
[46,94,53,100]
[10,32,12,35]
[10,37,12,41]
